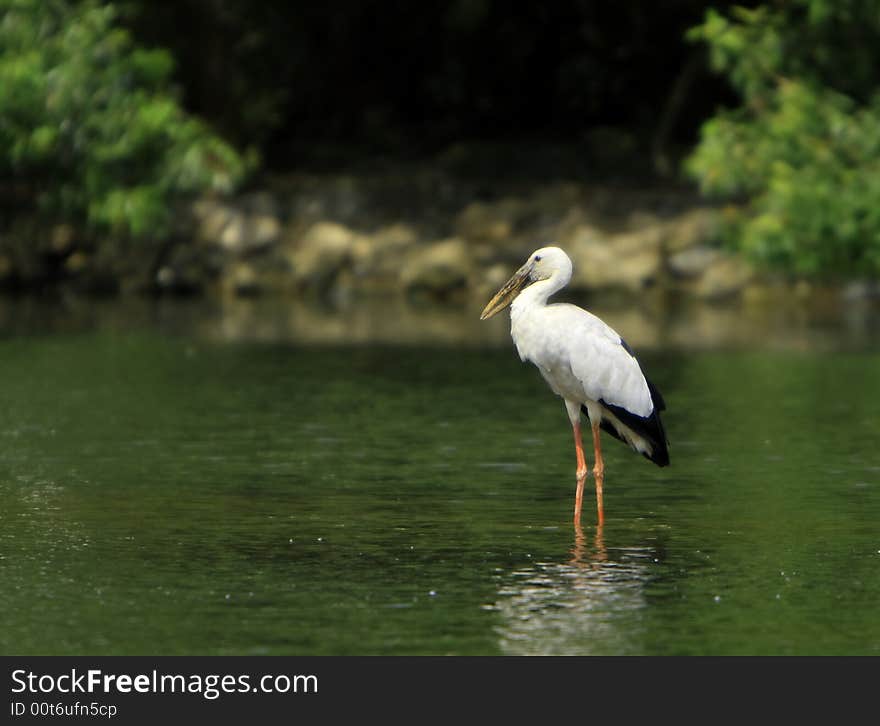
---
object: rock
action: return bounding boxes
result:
[626,210,664,232]
[219,211,281,253]
[456,201,514,244]
[693,254,754,299]
[401,238,470,298]
[668,245,721,279]
[843,280,880,301]
[565,224,662,291]
[219,210,247,250]
[554,204,593,235]
[473,262,515,301]
[191,198,235,243]
[249,214,282,248]
[286,221,357,293]
[181,180,742,304]
[352,223,419,280]
[192,197,281,253]
[665,208,722,252]
[64,251,88,274]
[221,261,263,297]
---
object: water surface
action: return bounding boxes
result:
[1,299,878,654]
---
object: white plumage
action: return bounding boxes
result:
[480,246,668,524]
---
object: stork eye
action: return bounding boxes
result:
[534,255,542,262]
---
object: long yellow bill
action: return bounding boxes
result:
[479,263,532,320]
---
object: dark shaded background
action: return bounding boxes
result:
[123,0,747,173]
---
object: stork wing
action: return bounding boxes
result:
[562,307,655,418]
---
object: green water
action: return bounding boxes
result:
[1,301,879,655]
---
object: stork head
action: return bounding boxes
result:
[480,246,572,320]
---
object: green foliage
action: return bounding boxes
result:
[687,2,880,277]
[0,0,253,239]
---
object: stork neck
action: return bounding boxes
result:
[512,271,568,315]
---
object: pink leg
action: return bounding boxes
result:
[591,420,605,526]
[572,420,589,522]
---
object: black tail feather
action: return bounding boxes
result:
[647,378,666,412]
[580,378,669,467]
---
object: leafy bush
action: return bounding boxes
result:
[0,0,253,240]
[687,2,880,277]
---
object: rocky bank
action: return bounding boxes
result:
[164,170,749,304]
[5,168,753,302]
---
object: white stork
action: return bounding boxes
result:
[480,246,669,525]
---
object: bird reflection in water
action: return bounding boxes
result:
[493,521,654,655]
[571,520,606,565]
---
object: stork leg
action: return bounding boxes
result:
[572,420,589,522]
[591,420,605,526]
